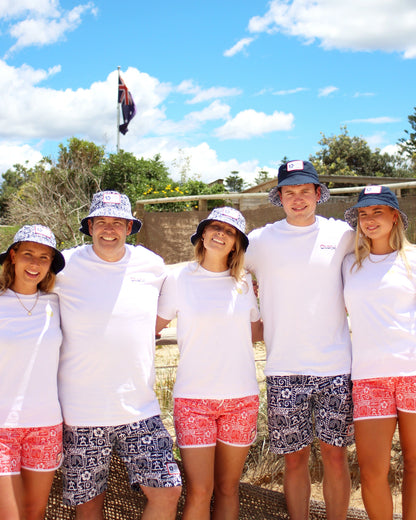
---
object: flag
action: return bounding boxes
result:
[118,75,136,135]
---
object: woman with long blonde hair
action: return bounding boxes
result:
[343,186,416,519]
[0,225,65,520]
[157,207,262,520]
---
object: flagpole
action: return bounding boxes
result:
[117,66,121,154]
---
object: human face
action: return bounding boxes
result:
[279,183,320,226]
[358,205,397,253]
[202,220,237,259]
[10,241,53,294]
[88,216,133,262]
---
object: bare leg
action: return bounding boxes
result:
[355,417,397,520]
[0,474,23,520]
[319,442,351,520]
[20,468,56,520]
[212,441,250,520]
[283,446,311,520]
[398,411,416,520]
[140,485,181,520]
[74,493,106,520]
[180,446,215,520]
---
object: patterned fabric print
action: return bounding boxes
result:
[267,375,354,454]
[353,376,416,420]
[0,424,62,475]
[62,416,181,506]
[174,395,259,448]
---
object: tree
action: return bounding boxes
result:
[6,138,104,247]
[225,171,246,192]
[0,162,34,214]
[398,107,416,172]
[310,126,397,178]
[253,170,273,186]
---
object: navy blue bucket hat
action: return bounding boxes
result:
[269,160,330,206]
[80,191,142,236]
[344,185,408,230]
[0,225,65,274]
[191,206,249,251]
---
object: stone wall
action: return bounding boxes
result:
[136,195,416,265]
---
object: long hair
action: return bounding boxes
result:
[0,243,56,294]
[352,210,413,273]
[194,230,246,283]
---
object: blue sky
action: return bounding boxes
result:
[0,0,415,184]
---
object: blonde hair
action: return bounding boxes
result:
[0,243,56,294]
[194,230,246,283]
[352,210,413,273]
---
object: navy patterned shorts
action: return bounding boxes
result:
[267,374,354,455]
[62,416,182,506]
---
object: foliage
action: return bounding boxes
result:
[0,162,36,214]
[398,106,416,172]
[225,171,246,192]
[253,170,273,186]
[310,126,397,180]
[5,138,104,248]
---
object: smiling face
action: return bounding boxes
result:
[358,204,397,253]
[202,220,237,259]
[88,216,133,262]
[9,241,53,294]
[279,183,321,226]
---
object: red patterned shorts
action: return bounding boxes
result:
[174,395,259,448]
[353,376,416,420]
[0,424,63,475]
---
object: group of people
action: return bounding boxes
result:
[0,159,414,520]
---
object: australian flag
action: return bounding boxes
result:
[118,75,136,135]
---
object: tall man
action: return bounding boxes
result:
[245,161,354,520]
[56,191,181,520]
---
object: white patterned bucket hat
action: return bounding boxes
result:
[80,191,142,236]
[0,225,65,274]
[190,206,249,251]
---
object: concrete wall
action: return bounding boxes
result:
[136,195,416,265]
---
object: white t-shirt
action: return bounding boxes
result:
[0,290,62,428]
[343,248,416,380]
[157,262,261,399]
[245,216,354,377]
[55,244,165,426]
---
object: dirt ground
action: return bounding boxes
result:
[155,340,403,515]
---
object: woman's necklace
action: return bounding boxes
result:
[369,251,395,264]
[12,290,39,316]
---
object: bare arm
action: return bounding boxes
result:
[156,315,171,335]
[251,319,263,343]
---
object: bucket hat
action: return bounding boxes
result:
[344,185,408,230]
[79,191,142,236]
[269,160,330,206]
[0,224,65,274]
[190,206,249,251]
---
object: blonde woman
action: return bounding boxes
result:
[0,225,65,520]
[343,186,416,519]
[157,207,262,520]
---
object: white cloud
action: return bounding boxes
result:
[274,87,308,95]
[0,0,60,19]
[3,1,96,56]
[177,79,242,104]
[364,132,387,148]
[381,143,400,156]
[223,37,255,57]
[0,141,43,176]
[318,86,338,97]
[345,117,401,124]
[247,0,416,59]
[215,109,294,140]
[353,92,375,98]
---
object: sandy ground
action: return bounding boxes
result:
[155,340,402,515]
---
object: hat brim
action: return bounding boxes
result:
[0,243,65,274]
[344,202,408,230]
[269,182,330,206]
[190,219,249,251]
[79,215,142,236]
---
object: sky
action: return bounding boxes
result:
[0,0,416,185]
